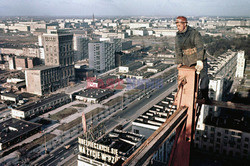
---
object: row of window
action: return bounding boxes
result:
[197,144,249,155]
[44,37,56,42]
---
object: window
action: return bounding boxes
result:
[134,129,139,134]
[225,130,229,134]
[217,132,221,137]
[231,131,235,135]
[245,138,249,142]
[244,144,248,148]
[217,138,221,143]
[211,127,215,132]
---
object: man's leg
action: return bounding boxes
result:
[199,60,210,101]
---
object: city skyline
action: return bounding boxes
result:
[0,0,250,17]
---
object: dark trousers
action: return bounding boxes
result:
[199,59,209,90]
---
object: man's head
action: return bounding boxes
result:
[176,16,187,32]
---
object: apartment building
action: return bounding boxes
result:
[88,42,115,72]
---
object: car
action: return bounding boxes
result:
[146,95,152,98]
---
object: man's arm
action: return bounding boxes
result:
[175,36,183,64]
[194,31,205,61]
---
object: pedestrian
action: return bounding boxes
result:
[175,16,210,102]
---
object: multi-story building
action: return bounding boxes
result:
[73,35,89,61]
[88,42,115,72]
[26,29,75,95]
[195,113,250,159]
[198,50,238,129]
[25,66,61,95]
[43,29,74,67]
[78,129,144,166]
[235,51,246,78]
[132,91,177,164]
[195,50,250,159]
[129,22,152,29]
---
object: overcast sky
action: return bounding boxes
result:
[0,0,249,17]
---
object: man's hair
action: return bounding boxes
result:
[176,16,188,23]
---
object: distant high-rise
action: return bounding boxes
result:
[73,35,89,61]
[42,29,74,67]
[42,29,75,83]
[235,51,245,78]
[25,29,75,95]
[88,42,115,72]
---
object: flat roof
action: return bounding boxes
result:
[15,93,69,112]
[76,89,114,99]
[1,93,18,98]
[123,61,144,71]
[28,65,59,71]
[95,75,119,84]
[148,63,171,71]
[133,91,177,128]
[98,129,144,155]
[0,118,41,144]
[204,111,250,133]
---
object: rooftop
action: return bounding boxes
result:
[123,61,144,71]
[28,65,59,71]
[204,110,250,133]
[98,129,144,156]
[0,118,41,144]
[133,91,176,129]
[1,93,19,98]
[15,93,69,112]
[76,88,114,99]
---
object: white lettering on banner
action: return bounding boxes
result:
[79,138,119,155]
[79,145,120,164]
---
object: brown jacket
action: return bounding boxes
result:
[175,26,206,66]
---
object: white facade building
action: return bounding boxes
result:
[235,51,245,78]
[194,50,250,159]
[129,22,151,29]
[132,29,148,36]
[153,29,177,37]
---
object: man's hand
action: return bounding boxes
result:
[177,64,182,68]
[195,60,203,74]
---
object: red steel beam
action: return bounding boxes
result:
[197,99,250,111]
[168,66,198,166]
